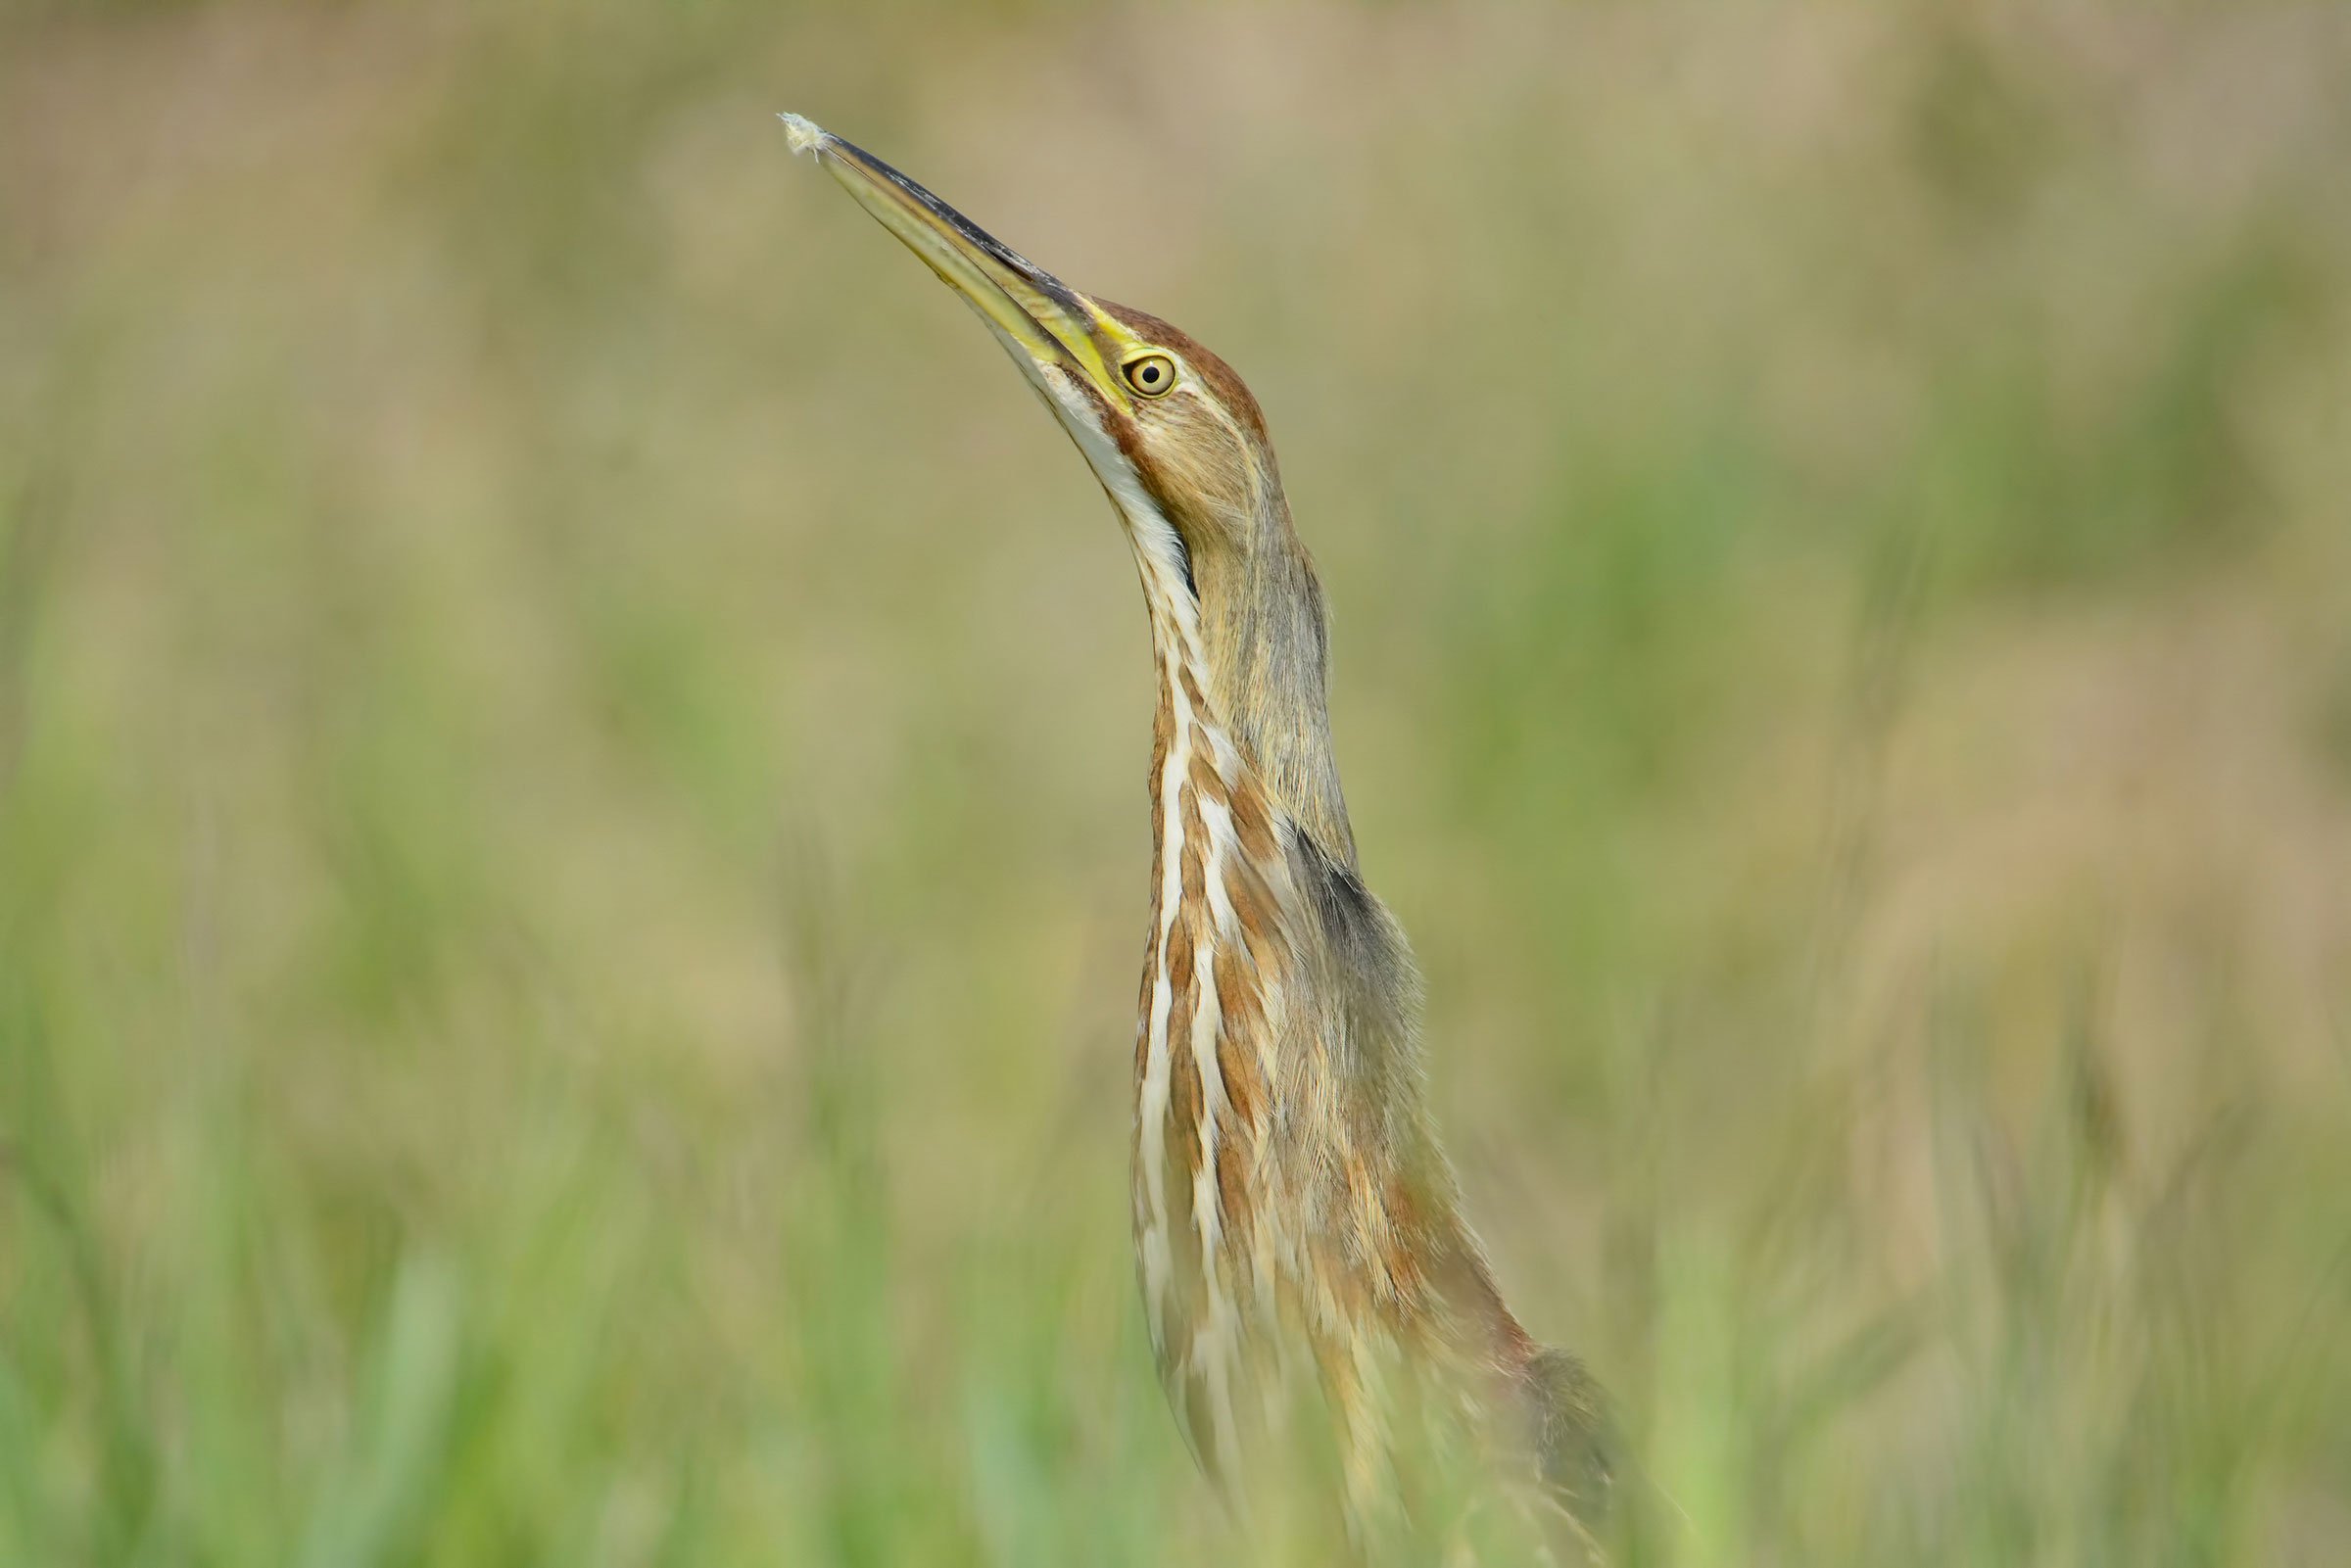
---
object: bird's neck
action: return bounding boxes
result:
[1133,501,1353,869]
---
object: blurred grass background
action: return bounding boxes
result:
[4,0,2351,1561]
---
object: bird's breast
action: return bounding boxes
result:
[1128,660,1298,1475]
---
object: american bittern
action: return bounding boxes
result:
[784,115,1610,1545]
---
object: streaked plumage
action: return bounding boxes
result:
[785,114,1610,1551]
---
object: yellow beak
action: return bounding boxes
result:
[782,113,1126,406]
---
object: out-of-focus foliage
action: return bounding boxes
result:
[3,2,2348,1562]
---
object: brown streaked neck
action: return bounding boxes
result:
[1175,486,1356,871]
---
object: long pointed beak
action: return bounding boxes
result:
[781,113,1124,404]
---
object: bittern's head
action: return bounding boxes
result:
[782,114,1287,627]
[787,114,1355,859]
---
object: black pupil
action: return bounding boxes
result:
[1135,360,1164,388]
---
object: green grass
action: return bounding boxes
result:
[4,2,2350,1562]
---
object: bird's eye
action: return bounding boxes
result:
[1123,354,1176,398]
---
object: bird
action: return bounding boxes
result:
[783,113,1611,1552]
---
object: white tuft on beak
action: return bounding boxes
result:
[777,113,827,157]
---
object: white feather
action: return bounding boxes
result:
[776,113,826,157]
